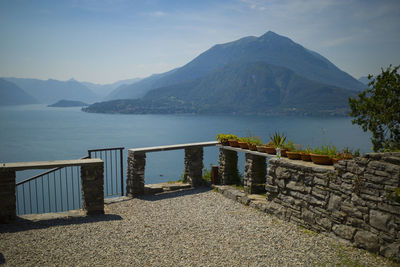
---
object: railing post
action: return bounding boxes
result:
[126,151,146,197]
[184,147,204,187]
[120,148,124,196]
[81,162,104,215]
[218,148,240,185]
[0,169,16,223]
[244,153,266,194]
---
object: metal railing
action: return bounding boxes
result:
[88,147,124,197]
[15,147,124,215]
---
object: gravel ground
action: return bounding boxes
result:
[0,187,397,266]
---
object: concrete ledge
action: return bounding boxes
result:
[218,145,275,158]
[129,141,218,153]
[0,159,103,171]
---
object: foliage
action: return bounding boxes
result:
[283,141,296,151]
[270,131,287,148]
[301,146,312,154]
[349,65,400,152]
[216,134,238,143]
[312,145,337,158]
[387,187,400,204]
[202,164,213,182]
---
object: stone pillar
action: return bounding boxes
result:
[184,147,203,187]
[218,148,240,185]
[126,151,146,197]
[244,153,266,194]
[0,169,16,223]
[81,163,104,215]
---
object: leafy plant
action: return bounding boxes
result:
[202,164,213,182]
[283,141,296,151]
[387,187,400,203]
[349,64,400,152]
[216,134,238,143]
[312,145,337,158]
[270,131,287,148]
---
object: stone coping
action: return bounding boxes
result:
[218,144,275,158]
[129,141,218,153]
[0,158,103,171]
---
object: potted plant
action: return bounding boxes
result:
[310,145,337,165]
[300,147,312,161]
[216,134,237,146]
[238,137,249,149]
[248,136,263,151]
[225,135,239,147]
[270,131,286,158]
[285,141,301,160]
[264,141,276,154]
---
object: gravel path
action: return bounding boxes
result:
[0,187,397,266]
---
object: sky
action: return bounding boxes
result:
[0,0,399,84]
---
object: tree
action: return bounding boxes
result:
[349,65,400,152]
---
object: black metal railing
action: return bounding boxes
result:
[88,147,124,198]
[15,147,125,215]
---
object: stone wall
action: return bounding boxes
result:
[126,151,146,197]
[184,147,203,186]
[244,153,266,194]
[218,149,240,185]
[81,163,104,215]
[265,153,400,259]
[0,169,16,223]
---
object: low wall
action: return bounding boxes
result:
[265,153,400,259]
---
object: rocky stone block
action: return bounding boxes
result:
[370,209,395,233]
[332,224,356,240]
[354,230,381,253]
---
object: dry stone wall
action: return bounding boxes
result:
[265,152,400,259]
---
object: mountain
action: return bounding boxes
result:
[82,78,141,98]
[84,62,356,115]
[48,99,88,107]
[108,31,364,100]
[0,78,38,105]
[358,76,370,85]
[4,78,99,104]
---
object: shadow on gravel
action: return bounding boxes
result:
[138,186,211,202]
[0,214,122,234]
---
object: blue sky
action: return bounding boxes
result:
[0,0,399,84]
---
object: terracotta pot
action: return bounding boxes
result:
[256,146,265,152]
[310,154,333,165]
[264,146,276,154]
[220,140,229,146]
[280,149,287,157]
[238,141,249,149]
[286,151,301,160]
[228,139,239,147]
[248,144,257,151]
[300,153,311,161]
[332,158,341,164]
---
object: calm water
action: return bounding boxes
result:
[0,104,372,184]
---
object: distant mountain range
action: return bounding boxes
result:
[0,77,141,105]
[0,78,38,106]
[85,31,366,115]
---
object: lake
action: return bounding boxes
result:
[0,104,372,185]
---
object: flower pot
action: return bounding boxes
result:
[332,158,341,164]
[310,154,333,165]
[238,141,249,149]
[286,151,301,160]
[228,139,239,147]
[300,153,311,161]
[264,146,276,154]
[220,140,229,146]
[281,149,287,157]
[248,144,257,151]
[256,146,265,152]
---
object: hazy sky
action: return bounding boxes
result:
[1,0,399,84]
